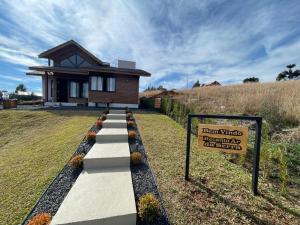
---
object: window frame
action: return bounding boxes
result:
[69,81,80,98]
[89,75,116,93]
[106,77,116,92]
[90,76,103,91]
[82,82,89,98]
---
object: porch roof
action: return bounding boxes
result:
[27,65,151,77]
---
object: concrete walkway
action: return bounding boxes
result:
[51,109,136,225]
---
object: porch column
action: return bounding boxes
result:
[45,72,48,102]
[53,77,57,102]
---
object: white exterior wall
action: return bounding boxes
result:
[109,103,138,109]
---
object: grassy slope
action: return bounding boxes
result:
[135,112,300,225]
[0,110,98,225]
[179,80,300,128]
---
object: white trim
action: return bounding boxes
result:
[45,102,60,107]
[61,102,77,107]
[109,103,138,109]
[45,102,77,107]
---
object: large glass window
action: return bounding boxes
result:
[59,54,91,68]
[82,82,88,98]
[107,77,116,92]
[91,76,103,91]
[70,81,79,97]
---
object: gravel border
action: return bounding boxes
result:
[22,111,170,225]
[21,122,100,225]
[128,115,170,225]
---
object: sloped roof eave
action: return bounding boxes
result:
[27,66,151,77]
[38,40,107,66]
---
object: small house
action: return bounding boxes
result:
[27,40,151,108]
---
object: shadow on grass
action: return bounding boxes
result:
[260,193,300,219]
[134,109,161,114]
[188,177,271,225]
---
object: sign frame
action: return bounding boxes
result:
[185,114,262,195]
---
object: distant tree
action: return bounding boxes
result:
[243,77,259,83]
[157,85,167,91]
[192,80,201,88]
[276,64,300,81]
[144,85,166,92]
[15,83,27,93]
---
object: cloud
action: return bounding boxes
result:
[0,74,23,82]
[0,0,300,92]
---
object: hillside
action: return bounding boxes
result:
[175,80,300,130]
[140,81,300,130]
[139,80,300,219]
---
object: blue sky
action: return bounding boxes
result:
[0,0,300,94]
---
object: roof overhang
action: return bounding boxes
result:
[38,40,109,66]
[27,66,151,77]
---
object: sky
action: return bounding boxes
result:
[0,0,300,94]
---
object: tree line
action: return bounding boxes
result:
[192,63,300,88]
[143,64,300,92]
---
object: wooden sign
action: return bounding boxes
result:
[198,124,249,154]
[154,98,161,109]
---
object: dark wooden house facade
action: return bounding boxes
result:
[27,40,150,108]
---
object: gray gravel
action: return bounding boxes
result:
[22,115,170,225]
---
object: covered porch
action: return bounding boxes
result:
[27,68,90,106]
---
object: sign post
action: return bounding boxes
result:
[185,114,262,195]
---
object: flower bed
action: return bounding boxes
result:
[128,116,170,225]
[21,123,100,225]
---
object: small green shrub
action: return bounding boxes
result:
[138,193,160,223]
[140,97,155,108]
[275,144,289,194]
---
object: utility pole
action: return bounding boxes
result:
[186,74,189,89]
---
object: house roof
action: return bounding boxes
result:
[27,65,151,77]
[38,40,109,66]
[28,40,151,77]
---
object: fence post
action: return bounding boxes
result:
[252,118,262,195]
[185,115,192,180]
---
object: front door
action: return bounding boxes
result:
[56,79,68,102]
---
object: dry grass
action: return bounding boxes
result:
[139,90,163,98]
[178,81,300,128]
[135,112,300,225]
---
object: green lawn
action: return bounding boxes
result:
[135,112,300,225]
[0,110,98,225]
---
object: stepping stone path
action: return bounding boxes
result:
[50,109,136,225]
